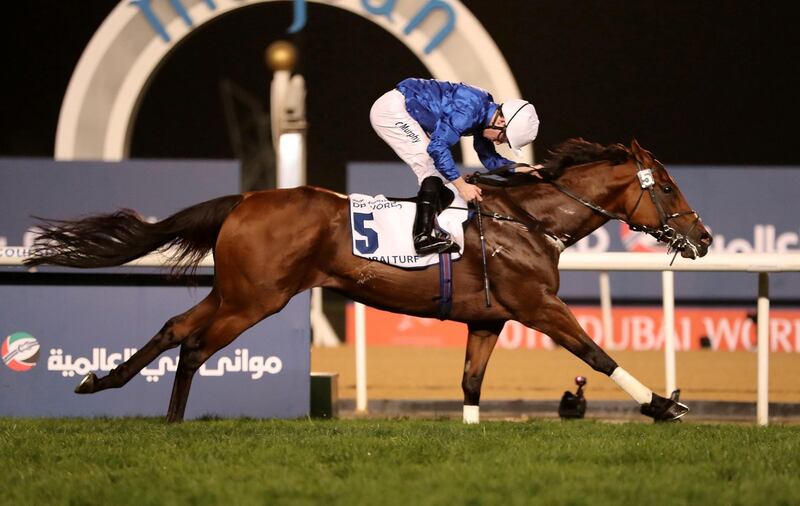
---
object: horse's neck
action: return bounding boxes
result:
[504,161,629,246]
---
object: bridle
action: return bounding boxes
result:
[550,160,700,255]
[468,160,702,256]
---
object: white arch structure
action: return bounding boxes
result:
[55,0,531,165]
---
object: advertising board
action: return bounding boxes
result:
[0,159,310,418]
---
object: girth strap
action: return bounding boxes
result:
[435,252,453,319]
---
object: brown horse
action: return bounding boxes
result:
[25,138,712,423]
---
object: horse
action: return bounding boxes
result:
[25,138,712,423]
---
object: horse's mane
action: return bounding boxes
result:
[539,138,630,180]
[471,138,632,187]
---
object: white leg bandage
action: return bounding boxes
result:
[610,367,653,405]
[463,405,480,424]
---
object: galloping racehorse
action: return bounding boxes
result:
[25,139,712,423]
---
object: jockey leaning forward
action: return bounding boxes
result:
[370,78,541,256]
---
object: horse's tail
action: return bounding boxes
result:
[24,194,245,275]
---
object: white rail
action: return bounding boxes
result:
[352,252,800,425]
[0,248,215,268]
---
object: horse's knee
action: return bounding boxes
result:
[582,348,617,375]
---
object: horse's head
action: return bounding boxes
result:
[496,138,712,258]
[622,139,713,258]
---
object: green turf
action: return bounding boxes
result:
[1,418,798,506]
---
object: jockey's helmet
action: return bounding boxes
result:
[500,99,540,156]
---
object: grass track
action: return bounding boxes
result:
[2,418,799,505]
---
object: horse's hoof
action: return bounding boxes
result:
[75,372,97,394]
[640,393,689,422]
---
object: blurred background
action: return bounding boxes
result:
[3,1,798,173]
[2,1,798,419]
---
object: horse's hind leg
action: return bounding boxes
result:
[75,291,220,394]
[524,295,688,421]
[461,321,504,424]
[165,303,267,423]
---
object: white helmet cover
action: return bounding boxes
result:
[500,99,539,156]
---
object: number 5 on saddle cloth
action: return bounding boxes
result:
[348,193,469,269]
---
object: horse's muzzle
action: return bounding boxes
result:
[679,231,713,259]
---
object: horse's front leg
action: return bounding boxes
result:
[461,321,505,424]
[521,294,688,421]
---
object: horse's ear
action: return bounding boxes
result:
[629,139,653,163]
[630,138,643,156]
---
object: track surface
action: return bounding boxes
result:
[312,347,800,403]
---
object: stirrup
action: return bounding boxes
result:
[414,235,457,256]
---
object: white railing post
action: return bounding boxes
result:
[354,302,368,413]
[599,271,613,343]
[662,270,676,396]
[757,272,770,426]
[310,287,340,347]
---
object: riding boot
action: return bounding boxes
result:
[413,176,457,256]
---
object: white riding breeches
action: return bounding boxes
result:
[369,89,444,185]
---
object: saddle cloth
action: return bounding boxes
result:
[349,193,469,268]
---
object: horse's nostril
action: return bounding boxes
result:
[700,233,713,246]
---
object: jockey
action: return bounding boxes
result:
[370,78,540,255]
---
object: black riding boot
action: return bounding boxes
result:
[413,177,457,256]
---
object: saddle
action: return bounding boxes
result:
[348,193,469,269]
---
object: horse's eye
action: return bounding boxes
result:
[662,185,673,194]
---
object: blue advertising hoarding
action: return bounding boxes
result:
[0,158,240,260]
[0,159,310,418]
[0,285,309,418]
[347,162,800,301]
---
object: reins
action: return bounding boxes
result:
[459,157,703,306]
[464,163,559,236]
[465,159,701,260]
